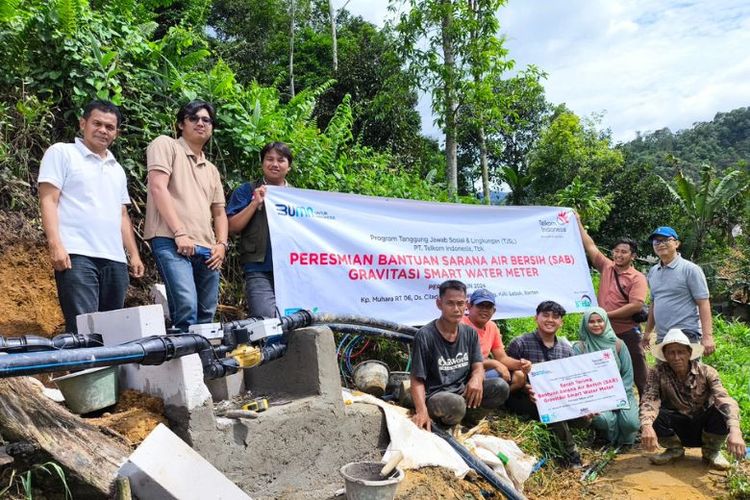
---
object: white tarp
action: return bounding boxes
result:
[265,187,596,325]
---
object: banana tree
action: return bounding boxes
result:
[659,164,748,260]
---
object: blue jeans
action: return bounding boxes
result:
[244,271,277,318]
[151,237,219,331]
[54,254,129,333]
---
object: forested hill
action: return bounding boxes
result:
[620,107,750,179]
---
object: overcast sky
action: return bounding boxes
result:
[342,0,750,143]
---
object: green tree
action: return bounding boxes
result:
[528,107,623,202]
[555,179,612,232]
[596,161,677,253]
[456,66,548,205]
[393,0,507,199]
[659,164,749,260]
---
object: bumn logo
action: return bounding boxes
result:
[275,204,314,217]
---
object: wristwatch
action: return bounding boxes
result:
[218,241,231,250]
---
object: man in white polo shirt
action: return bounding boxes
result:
[39,100,144,333]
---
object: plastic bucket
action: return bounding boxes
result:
[386,371,410,399]
[52,366,118,414]
[352,360,390,396]
[340,461,404,500]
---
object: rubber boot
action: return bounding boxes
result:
[649,435,685,465]
[701,432,731,470]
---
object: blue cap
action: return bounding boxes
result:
[648,226,679,241]
[469,289,496,305]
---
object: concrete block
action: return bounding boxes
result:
[120,423,250,500]
[205,371,245,402]
[76,306,212,411]
[77,304,166,343]
[244,326,342,405]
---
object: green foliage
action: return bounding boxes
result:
[393,0,509,198]
[208,1,438,176]
[659,164,748,260]
[0,461,72,499]
[528,108,624,202]
[595,160,678,253]
[710,316,750,441]
[555,179,612,232]
[620,107,750,180]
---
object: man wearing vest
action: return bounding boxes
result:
[576,213,649,396]
[144,100,228,331]
[226,142,292,318]
[39,100,144,333]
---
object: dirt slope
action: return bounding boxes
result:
[590,447,728,499]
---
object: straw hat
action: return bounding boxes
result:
[653,328,704,362]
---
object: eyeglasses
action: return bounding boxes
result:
[186,115,213,125]
[652,238,675,246]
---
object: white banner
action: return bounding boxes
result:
[529,350,629,424]
[265,187,596,325]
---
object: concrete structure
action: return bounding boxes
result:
[189,326,387,499]
[76,305,213,434]
[120,423,250,500]
[78,307,388,498]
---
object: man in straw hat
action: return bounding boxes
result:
[640,328,746,469]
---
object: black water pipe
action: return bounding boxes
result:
[432,425,526,500]
[312,313,418,336]
[324,324,414,344]
[0,334,212,378]
[0,333,103,353]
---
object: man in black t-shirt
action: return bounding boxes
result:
[410,280,510,431]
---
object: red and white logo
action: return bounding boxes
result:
[557,211,571,225]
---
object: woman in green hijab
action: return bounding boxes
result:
[573,307,640,446]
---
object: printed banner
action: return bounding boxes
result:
[529,350,629,424]
[264,187,596,325]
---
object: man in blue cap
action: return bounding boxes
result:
[643,226,714,355]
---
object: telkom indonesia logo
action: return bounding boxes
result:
[557,210,571,225]
[275,204,314,217]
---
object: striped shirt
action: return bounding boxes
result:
[506,331,574,364]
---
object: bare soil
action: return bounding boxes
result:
[0,215,63,336]
[396,467,493,499]
[589,447,729,499]
[88,389,167,446]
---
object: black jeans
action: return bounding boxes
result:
[505,389,589,454]
[617,327,648,397]
[653,406,728,447]
[54,254,129,333]
[427,378,510,426]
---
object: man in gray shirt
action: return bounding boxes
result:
[644,226,714,355]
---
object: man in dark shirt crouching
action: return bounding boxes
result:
[410,280,509,431]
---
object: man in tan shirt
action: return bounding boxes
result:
[144,100,228,331]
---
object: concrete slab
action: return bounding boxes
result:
[120,423,250,500]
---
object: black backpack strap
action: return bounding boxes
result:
[612,268,629,301]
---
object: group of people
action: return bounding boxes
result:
[39,98,745,471]
[409,218,745,470]
[39,99,291,334]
